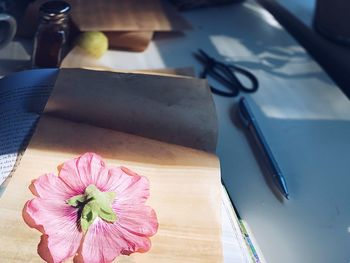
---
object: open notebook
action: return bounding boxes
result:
[0,68,251,262]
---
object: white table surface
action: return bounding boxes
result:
[94,1,350,262]
[1,0,350,262]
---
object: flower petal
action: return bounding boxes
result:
[81,218,122,263]
[59,153,107,193]
[115,204,159,238]
[91,167,123,192]
[32,173,77,200]
[106,167,150,205]
[24,198,83,263]
[81,216,154,263]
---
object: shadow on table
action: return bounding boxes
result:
[153,3,350,262]
[225,101,350,262]
[153,0,333,86]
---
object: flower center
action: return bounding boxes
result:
[66,184,117,233]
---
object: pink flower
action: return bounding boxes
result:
[23,152,158,263]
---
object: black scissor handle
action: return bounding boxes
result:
[229,65,259,93]
[200,67,240,97]
[194,49,259,97]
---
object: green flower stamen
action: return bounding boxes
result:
[66,184,117,233]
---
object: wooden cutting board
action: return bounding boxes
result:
[18,0,191,36]
[0,115,223,262]
[67,0,192,32]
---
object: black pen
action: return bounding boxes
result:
[238,98,289,200]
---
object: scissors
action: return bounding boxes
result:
[194,49,259,97]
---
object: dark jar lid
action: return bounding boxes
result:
[40,1,71,17]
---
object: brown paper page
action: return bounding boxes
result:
[140,67,196,77]
[0,115,222,262]
[45,68,218,153]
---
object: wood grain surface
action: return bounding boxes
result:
[68,0,191,32]
[0,115,223,262]
[104,31,154,52]
[19,0,191,37]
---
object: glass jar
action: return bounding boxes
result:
[32,1,70,68]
